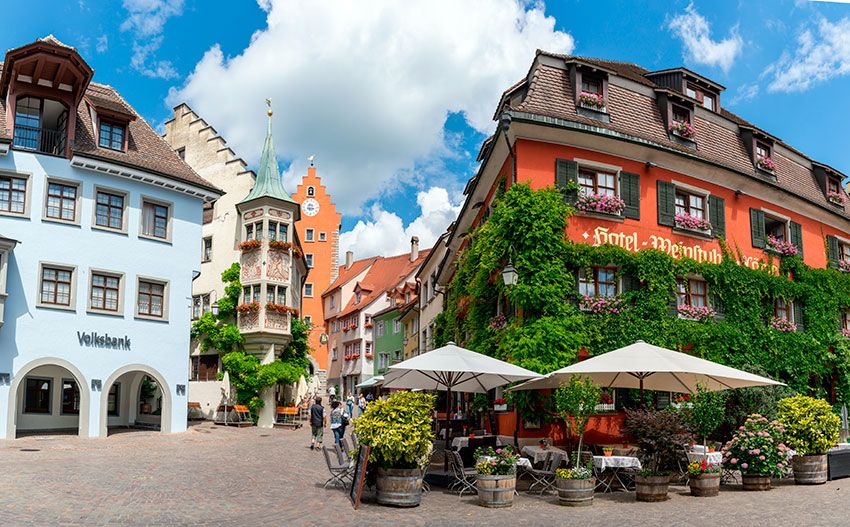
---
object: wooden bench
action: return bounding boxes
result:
[213,404,254,427]
[274,406,302,429]
[187,401,206,421]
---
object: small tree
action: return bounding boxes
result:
[624,408,694,475]
[553,375,601,459]
[687,384,727,450]
[778,395,841,456]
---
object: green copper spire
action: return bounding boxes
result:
[240,99,297,205]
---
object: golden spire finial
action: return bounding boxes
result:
[265,98,273,117]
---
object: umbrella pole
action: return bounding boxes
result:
[639,377,645,410]
[444,387,452,472]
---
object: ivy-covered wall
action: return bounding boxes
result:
[435,183,850,404]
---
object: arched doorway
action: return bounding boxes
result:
[6,358,90,439]
[100,364,172,436]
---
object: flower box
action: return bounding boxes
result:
[364,322,373,328]
[839,260,850,273]
[238,239,262,251]
[575,193,625,216]
[292,247,303,258]
[343,326,350,332]
[594,403,616,412]
[579,295,625,315]
[365,353,373,360]
[828,191,847,205]
[756,155,776,173]
[766,235,798,257]
[578,91,606,111]
[268,240,293,252]
[843,328,850,339]
[770,316,797,332]
[674,212,711,234]
[669,120,695,139]
[677,304,716,322]
[493,404,508,412]
[236,301,260,313]
[266,302,297,316]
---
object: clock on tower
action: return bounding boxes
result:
[302,198,320,216]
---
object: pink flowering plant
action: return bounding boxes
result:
[756,155,776,172]
[843,328,850,338]
[766,235,798,256]
[669,120,695,139]
[575,193,625,215]
[770,316,797,332]
[579,295,625,315]
[488,314,507,330]
[474,445,519,476]
[674,212,711,232]
[722,414,790,477]
[579,91,606,110]
[677,304,716,322]
[839,260,850,273]
[827,191,846,205]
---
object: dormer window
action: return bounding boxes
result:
[579,75,605,111]
[98,120,126,151]
[685,83,716,111]
[570,63,610,121]
[13,96,68,155]
[669,103,695,140]
[755,141,775,172]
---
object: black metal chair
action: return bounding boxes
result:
[448,450,477,496]
[527,452,563,494]
[322,446,353,489]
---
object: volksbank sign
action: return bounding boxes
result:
[77,331,131,350]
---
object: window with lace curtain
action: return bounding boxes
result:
[141,199,170,240]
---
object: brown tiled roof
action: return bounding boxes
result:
[322,256,378,296]
[0,65,220,195]
[336,250,431,318]
[500,51,847,217]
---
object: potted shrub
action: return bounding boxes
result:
[353,391,435,507]
[624,408,694,502]
[778,395,840,485]
[721,414,790,491]
[474,445,519,508]
[555,460,595,507]
[602,447,614,457]
[687,458,721,497]
[553,376,600,505]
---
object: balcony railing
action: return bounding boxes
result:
[13,125,66,155]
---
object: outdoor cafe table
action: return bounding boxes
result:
[593,455,641,492]
[451,435,502,450]
[520,445,568,464]
[687,450,723,466]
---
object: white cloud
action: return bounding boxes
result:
[96,34,109,54]
[339,187,462,258]
[167,0,574,215]
[667,3,743,72]
[729,83,759,105]
[764,17,850,92]
[121,0,183,79]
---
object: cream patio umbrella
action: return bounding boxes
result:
[510,340,783,401]
[382,342,541,465]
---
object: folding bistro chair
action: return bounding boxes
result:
[448,450,477,497]
[527,452,563,494]
[322,446,353,489]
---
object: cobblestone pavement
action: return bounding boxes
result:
[1,421,847,526]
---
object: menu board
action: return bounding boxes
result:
[349,445,371,510]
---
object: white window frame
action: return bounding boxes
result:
[304,283,314,297]
[305,228,315,242]
[318,232,327,241]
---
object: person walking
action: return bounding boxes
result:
[328,384,337,403]
[330,400,348,446]
[309,396,325,450]
[345,392,355,418]
[358,394,367,416]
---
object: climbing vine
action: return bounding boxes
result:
[436,183,850,406]
[191,262,312,415]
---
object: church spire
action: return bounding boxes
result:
[240,99,296,205]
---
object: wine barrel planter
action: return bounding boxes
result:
[555,477,595,507]
[635,475,669,502]
[793,454,828,485]
[476,474,516,508]
[741,474,771,491]
[376,468,423,507]
[688,473,720,497]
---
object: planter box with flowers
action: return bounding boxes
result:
[579,295,625,315]
[756,155,776,174]
[489,314,507,330]
[268,240,293,252]
[594,392,615,412]
[493,398,508,412]
[575,193,625,217]
[688,458,721,497]
[555,465,596,507]
[238,239,262,252]
[474,445,519,508]
[576,91,610,122]
[839,260,850,273]
[365,353,373,360]
[677,304,716,322]
[669,120,696,148]
[235,301,260,313]
[674,212,711,236]
[266,302,298,316]
[670,393,693,409]
[770,316,796,332]
[766,235,798,257]
[828,191,847,206]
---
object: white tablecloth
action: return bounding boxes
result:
[521,445,568,464]
[687,451,723,465]
[478,456,532,469]
[451,436,502,450]
[593,455,642,470]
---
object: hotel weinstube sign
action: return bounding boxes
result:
[77,331,131,350]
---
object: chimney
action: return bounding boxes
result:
[345,250,354,268]
[410,236,420,262]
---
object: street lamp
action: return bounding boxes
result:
[501,246,518,287]
[210,290,220,317]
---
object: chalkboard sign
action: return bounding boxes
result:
[349,445,371,510]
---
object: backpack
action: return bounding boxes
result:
[341,413,350,427]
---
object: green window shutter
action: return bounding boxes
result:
[621,272,640,293]
[793,301,805,331]
[657,180,676,227]
[555,159,578,204]
[789,221,803,258]
[827,235,840,268]
[750,209,766,248]
[620,172,640,220]
[708,196,725,238]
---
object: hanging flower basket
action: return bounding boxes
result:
[236,301,261,313]
[674,212,711,232]
[770,316,797,332]
[239,239,262,251]
[578,91,606,110]
[575,193,625,216]
[766,235,798,256]
[669,120,695,139]
[757,155,776,172]
[268,240,293,252]
[828,191,847,205]
[579,295,625,314]
[677,304,716,322]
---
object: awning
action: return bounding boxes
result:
[356,375,384,389]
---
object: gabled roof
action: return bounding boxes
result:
[335,249,431,318]
[323,256,378,296]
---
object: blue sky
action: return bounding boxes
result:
[2,0,850,257]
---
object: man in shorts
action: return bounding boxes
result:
[309,396,326,450]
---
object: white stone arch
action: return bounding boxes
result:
[6,357,90,439]
[100,364,172,436]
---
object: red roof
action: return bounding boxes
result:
[322,256,378,296]
[335,250,431,318]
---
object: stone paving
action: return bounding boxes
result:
[1,421,848,526]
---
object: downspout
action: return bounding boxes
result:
[500,113,516,184]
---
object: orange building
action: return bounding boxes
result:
[292,165,341,382]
